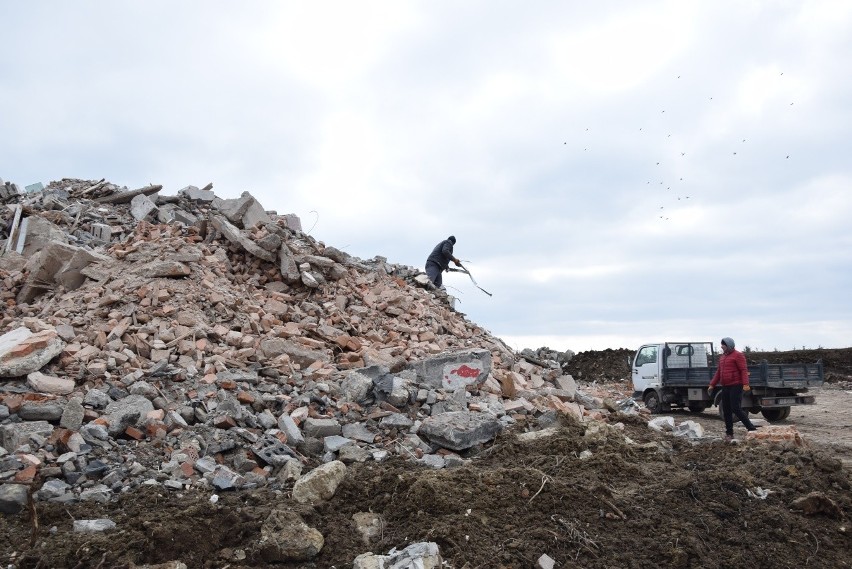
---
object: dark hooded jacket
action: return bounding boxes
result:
[426,237,456,271]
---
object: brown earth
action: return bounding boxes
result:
[2,347,850,569]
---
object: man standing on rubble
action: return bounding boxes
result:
[708,337,758,441]
[425,235,461,289]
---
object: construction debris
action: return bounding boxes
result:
[0,177,611,505]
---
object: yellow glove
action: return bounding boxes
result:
[743,385,751,391]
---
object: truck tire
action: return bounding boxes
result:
[688,404,707,413]
[644,391,664,414]
[761,407,791,422]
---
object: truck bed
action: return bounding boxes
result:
[661,361,824,388]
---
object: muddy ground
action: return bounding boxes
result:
[1,348,850,569]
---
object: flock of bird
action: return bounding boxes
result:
[564,72,794,222]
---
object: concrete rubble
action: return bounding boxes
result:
[0,176,645,561]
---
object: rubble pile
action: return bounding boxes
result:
[0,177,615,512]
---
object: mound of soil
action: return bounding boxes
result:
[2,417,849,568]
[563,347,852,385]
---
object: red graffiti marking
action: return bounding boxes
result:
[451,365,480,378]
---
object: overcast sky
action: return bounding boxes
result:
[3,1,851,353]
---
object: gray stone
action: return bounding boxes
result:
[281,214,302,232]
[17,216,68,257]
[194,457,217,474]
[352,512,383,545]
[341,423,375,444]
[418,411,503,451]
[18,401,64,421]
[278,243,301,283]
[338,445,371,464]
[257,409,277,430]
[53,247,111,291]
[555,374,577,397]
[291,460,346,504]
[84,388,111,408]
[256,232,282,252]
[276,459,303,482]
[303,418,341,438]
[39,479,71,500]
[373,374,411,408]
[256,509,324,562]
[54,324,76,342]
[341,371,373,403]
[323,435,354,453]
[128,381,158,399]
[407,349,491,390]
[381,413,414,429]
[353,542,441,569]
[179,185,216,202]
[73,519,116,532]
[1,421,53,451]
[79,484,112,503]
[419,454,446,469]
[210,214,276,262]
[215,191,271,229]
[130,193,158,221]
[103,394,154,436]
[211,465,244,490]
[277,414,305,446]
[26,371,75,395]
[0,484,28,514]
[300,270,319,288]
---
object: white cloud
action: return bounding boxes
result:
[2,0,851,352]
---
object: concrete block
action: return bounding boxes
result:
[130,193,158,221]
[179,185,216,202]
[215,191,271,229]
[16,215,68,257]
[90,223,112,242]
[281,214,302,232]
[24,182,45,193]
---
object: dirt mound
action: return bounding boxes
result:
[560,347,852,385]
[2,417,849,568]
[562,348,633,383]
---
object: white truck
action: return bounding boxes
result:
[631,341,823,422]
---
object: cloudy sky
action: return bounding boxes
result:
[3,1,851,353]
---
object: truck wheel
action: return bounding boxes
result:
[644,391,663,414]
[761,407,791,422]
[688,404,707,413]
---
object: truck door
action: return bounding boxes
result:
[631,344,660,394]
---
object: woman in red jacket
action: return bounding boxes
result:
[708,337,757,441]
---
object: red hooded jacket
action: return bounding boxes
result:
[709,349,749,388]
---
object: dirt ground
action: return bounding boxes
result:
[565,347,852,469]
[1,348,850,568]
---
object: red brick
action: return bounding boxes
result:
[179,461,195,477]
[14,465,37,482]
[236,391,255,404]
[125,426,145,440]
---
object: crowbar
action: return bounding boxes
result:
[447,264,493,297]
